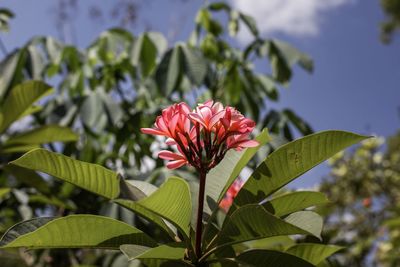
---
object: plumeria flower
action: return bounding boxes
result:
[141,100,259,172]
[219,178,244,212]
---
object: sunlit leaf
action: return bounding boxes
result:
[0,215,156,249]
[10,148,120,199]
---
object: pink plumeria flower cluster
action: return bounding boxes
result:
[141,100,258,171]
[219,178,244,212]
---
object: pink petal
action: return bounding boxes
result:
[188,113,207,128]
[158,150,184,160]
[141,128,165,136]
[165,138,176,145]
[166,159,187,169]
[209,110,226,128]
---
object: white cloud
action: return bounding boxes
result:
[231,0,353,42]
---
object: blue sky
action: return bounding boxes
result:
[1,0,399,187]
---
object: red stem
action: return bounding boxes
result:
[195,169,207,259]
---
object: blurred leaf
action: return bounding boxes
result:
[155,46,183,96]
[239,13,259,36]
[3,125,78,146]
[0,81,53,133]
[181,45,207,86]
[131,33,157,77]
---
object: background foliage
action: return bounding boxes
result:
[0,2,318,267]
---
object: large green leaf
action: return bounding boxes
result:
[0,215,156,249]
[209,204,313,252]
[120,243,186,261]
[204,129,270,217]
[138,177,191,239]
[0,81,53,133]
[116,177,191,239]
[231,131,368,212]
[284,211,323,240]
[113,199,176,239]
[10,148,120,199]
[263,191,329,217]
[286,243,343,265]
[0,217,54,246]
[234,249,314,267]
[3,125,78,146]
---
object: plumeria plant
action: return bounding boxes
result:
[0,100,368,266]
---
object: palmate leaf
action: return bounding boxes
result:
[0,215,156,249]
[230,130,369,212]
[10,148,120,200]
[2,125,78,146]
[0,81,53,133]
[263,191,330,217]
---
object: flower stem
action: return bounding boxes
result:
[195,169,207,259]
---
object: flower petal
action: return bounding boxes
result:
[141,128,165,136]
[166,159,187,169]
[158,150,184,160]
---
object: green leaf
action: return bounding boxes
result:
[0,81,53,133]
[131,33,158,77]
[286,243,344,265]
[241,235,294,251]
[0,51,20,98]
[138,177,191,239]
[116,177,191,239]
[284,211,323,240]
[204,129,270,217]
[181,45,207,86]
[156,46,183,96]
[271,39,313,73]
[231,130,369,211]
[234,249,314,267]
[10,148,120,200]
[208,2,231,11]
[3,165,50,195]
[0,217,54,246]
[0,188,11,200]
[0,215,156,249]
[120,243,185,261]
[239,13,259,36]
[263,191,329,217]
[268,41,291,85]
[113,198,175,239]
[3,125,78,146]
[0,144,39,154]
[211,204,313,250]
